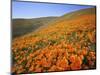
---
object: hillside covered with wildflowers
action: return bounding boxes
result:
[11,7,96,74]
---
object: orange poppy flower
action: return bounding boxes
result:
[81,49,88,56]
[69,54,76,63]
[70,63,81,70]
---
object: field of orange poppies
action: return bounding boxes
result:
[11,8,96,74]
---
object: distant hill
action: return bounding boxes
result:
[61,7,96,19]
[12,8,96,38]
[12,17,57,38]
[46,7,96,26]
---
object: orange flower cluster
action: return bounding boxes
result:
[11,15,96,74]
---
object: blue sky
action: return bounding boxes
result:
[12,1,94,19]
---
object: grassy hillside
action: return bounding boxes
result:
[12,17,57,38]
[12,7,96,74]
[61,7,96,19]
[45,7,96,26]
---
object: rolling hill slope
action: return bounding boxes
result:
[12,17,57,38]
[44,7,96,27]
[12,7,96,74]
[60,7,96,19]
